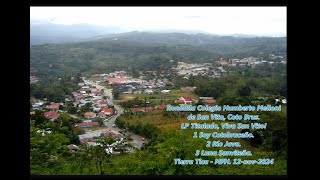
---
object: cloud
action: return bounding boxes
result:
[30,6,286,36]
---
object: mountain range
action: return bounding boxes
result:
[30,23,285,45]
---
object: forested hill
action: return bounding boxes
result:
[30,32,286,79]
[97,31,286,54]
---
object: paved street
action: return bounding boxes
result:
[82,78,147,149]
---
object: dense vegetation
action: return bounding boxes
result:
[30,32,286,79]
[30,73,82,102]
[30,108,287,175]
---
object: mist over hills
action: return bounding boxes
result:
[30,23,285,45]
[30,23,127,45]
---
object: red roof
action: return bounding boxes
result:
[46,103,59,110]
[175,100,185,104]
[100,101,108,104]
[81,137,95,143]
[182,86,194,91]
[131,108,141,113]
[182,96,193,102]
[44,111,58,119]
[101,107,113,114]
[155,105,167,110]
[144,107,154,111]
[106,78,128,84]
[203,99,217,105]
[98,111,106,116]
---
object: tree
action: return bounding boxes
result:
[33,110,49,127]
[30,126,69,175]
[67,106,77,114]
[113,90,120,100]
[237,85,251,96]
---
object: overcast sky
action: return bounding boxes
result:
[30,6,286,36]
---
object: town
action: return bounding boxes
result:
[30,56,287,156]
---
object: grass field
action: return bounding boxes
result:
[118,110,285,160]
[116,110,287,175]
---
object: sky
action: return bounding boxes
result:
[30,6,286,36]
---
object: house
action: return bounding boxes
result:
[91,99,100,105]
[104,130,122,139]
[97,101,108,107]
[80,99,89,104]
[93,107,101,112]
[199,97,214,100]
[144,89,154,94]
[181,86,195,91]
[155,105,168,110]
[180,96,193,105]
[76,121,99,128]
[106,78,128,84]
[75,95,85,100]
[73,102,79,107]
[203,99,217,105]
[143,107,154,112]
[161,90,171,94]
[133,90,142,94]
[79,132,102,143]
[217,59,229,66]
[175,100,185,105]
[84,112,96,119]
[32,104,40,110]
[131,108,141,114]
[79,130,123,144]
[98,111,107,118]
[44,111,58,120]
[100,107,113,115]
[46,103,60,111]
[81,138,95,143]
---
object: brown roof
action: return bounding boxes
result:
[203,99,217,105]
[77,122,99,127]
[84,112,96,117]
[175,100,185,104]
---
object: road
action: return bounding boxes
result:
[82,78,147,149]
